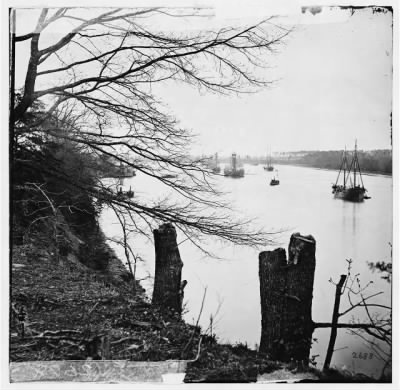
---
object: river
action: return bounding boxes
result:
[100,163,392,378]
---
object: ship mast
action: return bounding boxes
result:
[353,140,357,187]
[334,147,348,188]
[343,146,347,188]
[232,153,237,171]
[344,140,365,189]
[353,140,365,189]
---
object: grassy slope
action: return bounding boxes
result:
[10,227,283,382]
[10,239,201,362]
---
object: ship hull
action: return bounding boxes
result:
[224,168,244,178]
[333,187,366,202]
[212,166,221,174]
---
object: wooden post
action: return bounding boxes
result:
[323,274,347,370]
[259,233,316,364]
[152,224,183,314]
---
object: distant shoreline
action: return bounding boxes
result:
[272,162,392,177]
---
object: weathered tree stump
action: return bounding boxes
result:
[259,232,316,364]
[152,224,184,314]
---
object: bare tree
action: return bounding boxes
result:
[11,7,289,249]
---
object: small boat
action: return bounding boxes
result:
[117,185,134,199]
[161,174,178,179]
[270,170,279,186]
[332,141,367,202]
[126,186,134,198]
[224,153,244,178]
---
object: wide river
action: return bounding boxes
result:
[100,164,392,378]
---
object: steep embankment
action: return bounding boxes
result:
[10,219,200,362]
[10,217,285,382]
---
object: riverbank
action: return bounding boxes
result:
[270,148,392,176]
[10,222,283,382]
[274,162,392,177]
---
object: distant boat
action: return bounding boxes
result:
[211,153,221,174]
[161,173,178,179]
[332,141,368,202]
[224,153,244,178]
[270,170,279,186]
[263,151,274,171]
[126,186,134,198]
[117,185,134,199]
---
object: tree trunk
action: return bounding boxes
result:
[259,233,316,364]
[152,224,183,315]
[14,10,48,121]
[10,9,16,252]
[259,247,287,359]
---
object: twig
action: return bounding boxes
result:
[86,301,100,319]
[39,329,83,336]
[111,336,140,346]
[187,336,203,363]
[339,292,384,317]
[181,287,207,357]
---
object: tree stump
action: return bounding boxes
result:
[152,224,184,314]
[259,233,316,364]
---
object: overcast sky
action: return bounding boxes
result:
[153,7,393,155]
[14,5,393,155]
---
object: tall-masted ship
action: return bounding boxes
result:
[264,152,274,171]
[211,153,221,174]
[224,153,244,178]
[332,141,368,202]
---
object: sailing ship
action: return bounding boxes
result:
[332,141,367,202]
[264,152,274,171]
[270,170,279,186]
[211,153,221,174]
[224,153,244,178]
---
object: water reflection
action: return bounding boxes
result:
[352,202,357,235]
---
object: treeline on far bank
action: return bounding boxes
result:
[274,149,392,175]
